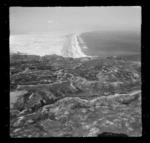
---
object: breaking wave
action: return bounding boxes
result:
[62,33,91,58]
[10,32,92,58]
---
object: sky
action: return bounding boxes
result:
[10,6,141,35]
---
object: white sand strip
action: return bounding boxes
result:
[65,33,92,58]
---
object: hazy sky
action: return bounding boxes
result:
[10,6,141,35]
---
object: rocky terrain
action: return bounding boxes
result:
[10,53,141,137]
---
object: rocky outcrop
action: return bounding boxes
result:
[10,54,141,137]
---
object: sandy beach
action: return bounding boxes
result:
[61,33,90,58]
[10,32,67,56]
[10,32,90,58]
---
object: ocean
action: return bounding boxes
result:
[10,30,141,59]
[78,31,141,58]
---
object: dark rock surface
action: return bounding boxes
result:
[97,132,129,137]
[10,53,141,137]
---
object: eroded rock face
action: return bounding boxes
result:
[10,54,141,137]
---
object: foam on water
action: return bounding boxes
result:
[79,31,141,57]
[63,33,92,58]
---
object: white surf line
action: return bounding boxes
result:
[70,33,91,58]
[62,33,92,58]
[77,33,88,49]
[75,35,87,57]
[67,34,81,58]
[74,34,84,57]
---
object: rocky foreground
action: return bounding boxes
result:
[10,54,141,137]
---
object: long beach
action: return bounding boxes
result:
[61,33,89,58]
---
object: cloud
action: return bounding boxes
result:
[48,20,54,24]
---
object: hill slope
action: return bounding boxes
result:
[10,53,141,137]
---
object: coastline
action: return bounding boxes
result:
[61,33,92,58]
[10,32,90,58]
[9,33,66,56]
[10,32,92,58]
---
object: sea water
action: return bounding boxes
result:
[77,30,141,58]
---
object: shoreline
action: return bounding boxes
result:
[61,33,92,58]
[10,31,92,58]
